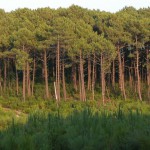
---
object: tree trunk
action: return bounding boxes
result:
[23,67,26,101]
[56,37,60,101]
[72,63,77,91]
[112,60,115,87]
[0,66,2,95]
[31,56,36,96]
[92,53,95,101]
[146,48,150,101]
[16,68,19,96]
[101,53,105,105]
[118,45,126,100]
[3,59,7,92]
[88,56,91,91]
[26,61,31,97]
[79,50,86,101]
[62,56,66,100]
[43,49,49,99]
[135,36,142,101]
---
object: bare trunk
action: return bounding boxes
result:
[88,56,91,91]
[79,65,82,101]
[16,68,19,96]
[72,63,77,91]
[146,49,150,101]
[23,68,26,101]
[62,57,66,100]
[112,60,115,87]
[118,45,126,100]
[135,36,142,101]
[101,53,105,105]
[31,56,36,96]
[56,37,60,101]
[44,49,49,99]
[92,53,95,101]
[0,66,2,95]
[27,61,31,97]
[4,59,6,92]
[79,50,86,101]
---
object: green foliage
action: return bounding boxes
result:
[0,103,150,150]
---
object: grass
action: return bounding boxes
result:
[0,107,150,150]
[0,97,150,149]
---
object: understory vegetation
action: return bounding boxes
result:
[0,100,150,150]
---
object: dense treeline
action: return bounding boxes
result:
[0,5,149,102]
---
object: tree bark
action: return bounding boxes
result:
[43,49,49,99]
[79,50,86,101]
[16,68,19,96]
[112,60,115,87]
[87,56,91,91]
[3,59,7,92]
[135,36,142,101]
[101,53,105,105]
[26,61,31,97]
[118,45,126,100]
[146,48,150,101]
[92,53,95,101]
[23,67,26,101]
[0,65,2,95]
[62,56,66,100]
[31,56,36,96]
[72,63,77,91]
[56,37,60,101]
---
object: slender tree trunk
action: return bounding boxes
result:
[129,67,133,89]
[92,53,95,101]
[79,65,82,101]
[135,36,142,101]
[79,50,86,101]
[23,67,26,101]
[72,63,77,91]
[146,49,150,101]
[26,61,31,97]
[112,60,115,87]
[43,49,49,99]
[101,53,105,105]
[88,56,91,91]
[3,59,7,92]
[0,66,2,95]
[118,45,126,100]
[56,37,60,101]
[31,56,36,96]
[16,68,19,96]
[62,56,66,100]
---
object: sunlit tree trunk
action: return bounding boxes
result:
[101,53,105,105]
[92,53,95,101]
[31,56,36,96]
[112,60,115,87]
[23,67,26,101]
[135,36,142,101]
[43,49,49,99]
[146,48,150,101]
[26,61,31,97]
[118,45,126,100]
[79,50,86,101]
[3,59,7,92]
[16,68,19,96]
[56,37,60,101]
[72,62,77,91]
[62,55,66,100]
[88,56,91,91]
